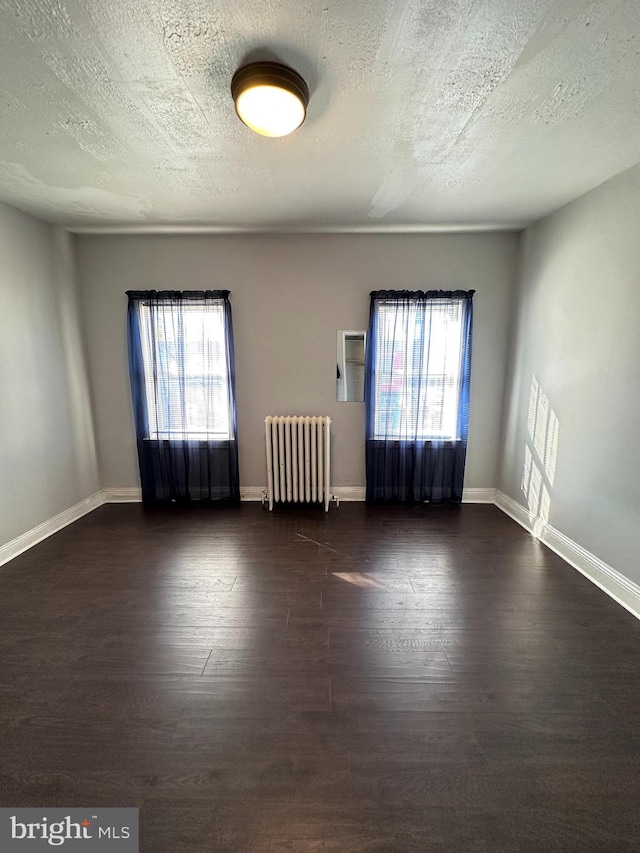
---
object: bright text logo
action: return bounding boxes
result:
[1,809,138,851]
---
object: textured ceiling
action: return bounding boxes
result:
[1,0,640,229]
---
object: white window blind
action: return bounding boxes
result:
[139,301,232,440]
[373,299,464,441]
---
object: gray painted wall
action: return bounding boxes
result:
[75,232,518,492]
[0,203,99,548]
[500,162,640,585]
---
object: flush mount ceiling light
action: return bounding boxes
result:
[231,61,309,138]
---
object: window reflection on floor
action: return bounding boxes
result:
[332,572,386,588]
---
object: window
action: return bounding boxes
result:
[372,298,465,441]
[138,301,232,440]
[127,289,239,503]
[365,289,474,503]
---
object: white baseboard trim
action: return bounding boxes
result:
[494,490,534,530]
[0,491,103,568]
[335,487,366,502]
[240,487,265,502]
[495,490,640,621]
[240,486,496,503]
[462,488,496,504]
[239,486,367,502]
[102,487,142,503]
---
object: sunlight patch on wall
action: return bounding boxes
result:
[522,375,560,536]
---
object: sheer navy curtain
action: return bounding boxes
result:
[364,290,474,504]
[126,290,240,504]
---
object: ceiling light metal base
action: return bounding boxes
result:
[231,61,309,137]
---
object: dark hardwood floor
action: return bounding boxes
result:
[1,502,639,851]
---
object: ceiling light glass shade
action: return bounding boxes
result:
[231,62,309,138]
[235,85,305,137]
